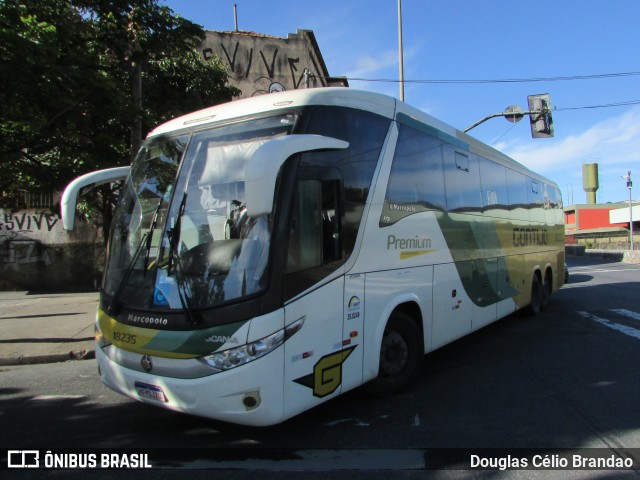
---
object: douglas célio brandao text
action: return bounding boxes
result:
[470,454,634,470]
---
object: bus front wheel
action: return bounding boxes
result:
[365,311,423,397]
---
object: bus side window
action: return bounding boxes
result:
[286,179,342,274]
[287,180,322,273]
[479,157,509,216]
[381,123,445,226]
[443,147,482,213]
[321,180,341,262]
[506,168,528,211]
[285,179,342,299]
[528,178,545,223]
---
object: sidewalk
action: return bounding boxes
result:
[0,291,99,366]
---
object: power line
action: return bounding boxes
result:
[321,72,640,112]
[323,73,640,112]
[555,100,640,111]
[345,71,640,84]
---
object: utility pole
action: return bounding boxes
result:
[397,0,404,101]
[233,4,239,31]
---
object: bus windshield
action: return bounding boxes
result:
[103,114,297,312]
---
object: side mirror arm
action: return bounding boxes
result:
[61,166,130,230]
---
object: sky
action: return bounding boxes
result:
[162,0,640,205]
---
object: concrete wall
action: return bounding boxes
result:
[201,29,341,98]
[0,208,103,291]
[610,203,640,223]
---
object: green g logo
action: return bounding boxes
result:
[294,346,356,398]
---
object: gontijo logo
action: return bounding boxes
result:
[512,228,548,247]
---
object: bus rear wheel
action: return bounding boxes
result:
[527,273,543,316]
[541,270,553,309]
[365,311,423,397]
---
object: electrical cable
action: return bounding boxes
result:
[342,71,640,84]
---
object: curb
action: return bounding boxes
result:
[0,349,95,367]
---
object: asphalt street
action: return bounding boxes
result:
[1,255,640,479]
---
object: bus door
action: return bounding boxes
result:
[282,178,354,415]
[283,279,345,416]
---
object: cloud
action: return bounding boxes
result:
[502,107,640,175]
[344,51,398,79]
[497,107,640,202]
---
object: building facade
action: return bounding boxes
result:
[200,29,347,99]
[564,202,638,248]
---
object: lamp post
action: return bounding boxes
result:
[623,171,633,250]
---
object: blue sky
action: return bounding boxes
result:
[163,0,640,205]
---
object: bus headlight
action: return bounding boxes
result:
[199,317,304,372]
[94,323,111,349]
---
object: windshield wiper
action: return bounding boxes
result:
[166,193,197,325]
[108,201,163,314]
[107,230,149,315]
[167,192,187,272]
[142,202,163,275]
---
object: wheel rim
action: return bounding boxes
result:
[380,330,408,376]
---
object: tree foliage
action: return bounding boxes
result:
[0,0,239,209]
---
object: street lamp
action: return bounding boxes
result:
[622,171,634,250]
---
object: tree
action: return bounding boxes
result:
[0,0,239,215]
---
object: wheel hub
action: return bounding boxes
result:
[380,330,408,376]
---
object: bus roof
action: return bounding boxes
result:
[148,87,397,137]
[148,87,557,189]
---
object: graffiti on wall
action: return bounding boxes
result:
[203,39,325,97]
[2,240,51,266]
[0,212,61,267]
[1,212,59,233]
[0,208,102,290]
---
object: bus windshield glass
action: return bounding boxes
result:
[103,114,297,311]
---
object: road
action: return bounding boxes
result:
[1,256,640,478]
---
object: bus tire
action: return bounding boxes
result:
[541,270,552,309]
[527,273,543,316]
[364,311,423,397]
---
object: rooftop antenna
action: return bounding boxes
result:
[233,4,239,32]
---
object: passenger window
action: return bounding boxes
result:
[455,152,469,172]
[479,158,508,216]
[381,123,445,226]
[303,106,390,256]
[443,146,482,213]
[528,178,546,223]
[506,168,528,209]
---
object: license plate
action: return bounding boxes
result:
[135,381,168,402]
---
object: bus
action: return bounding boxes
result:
[61,88,565,426]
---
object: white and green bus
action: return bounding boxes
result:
[62,88,565,426]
